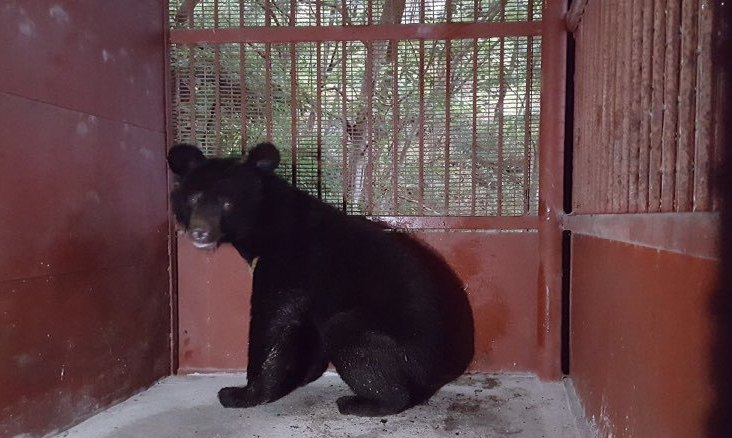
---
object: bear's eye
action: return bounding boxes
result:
[188,192,202,205]
[222,201,233,211]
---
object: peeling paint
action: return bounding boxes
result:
[85,191,101,204]
[137,148,154,161]
[18,20,35,37]
[48,5,69,24]
[76,121,89,136]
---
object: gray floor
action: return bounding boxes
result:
[57,373,581,438]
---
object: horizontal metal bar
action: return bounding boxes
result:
[170,21,543,45]
[369,216,539,230]
[563,212,720,260]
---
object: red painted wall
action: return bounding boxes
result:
[177,232,542,374]
[0,2,170,436]
[570,234,718,437]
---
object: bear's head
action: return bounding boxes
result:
[167,142,280,250]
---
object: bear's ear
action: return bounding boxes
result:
[245,142,280,172]
[168,144,205,176]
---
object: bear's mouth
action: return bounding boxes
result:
[191,240,217,250]
[184,225,220,250]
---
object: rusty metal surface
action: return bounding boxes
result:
[177,231,541,374]
[0,1,165,132]
[535,0,566,380]
[0,266,170,438]
[571,0,719,213]
[563,212,720,260]
[570,234,718,437]
[0,2,170,436]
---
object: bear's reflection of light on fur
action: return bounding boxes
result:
[168,142,474,417]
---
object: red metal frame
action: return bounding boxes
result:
[169,0,565,380]
[563,212,719,260]
[164,0,178,376]
[536,0,566,380]
[170,21,543,44]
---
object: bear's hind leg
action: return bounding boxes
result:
[332,331,417,416]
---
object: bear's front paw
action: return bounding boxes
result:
[217,386,261,408]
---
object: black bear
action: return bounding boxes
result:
[167,142,474,416]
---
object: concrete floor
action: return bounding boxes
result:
[56,373,582,438]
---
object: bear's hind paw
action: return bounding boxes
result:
[217,386,261,408]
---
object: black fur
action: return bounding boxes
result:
[167,142,475,416]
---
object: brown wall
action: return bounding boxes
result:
[570,0,716,214]
[567,0,722,435]
[177,232,542,374]
[0,2,171,436]
[569,231,717,437]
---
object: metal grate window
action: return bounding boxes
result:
[169,0,542,216]
[170,0,543,28]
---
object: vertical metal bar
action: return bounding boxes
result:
[290,0,297,185]
[187,0,195,28]
[212,0,222,152]
[341,40,348,211]
[214,0,219,28]
[496,2,505,215]
[572,21,583,212]
[188,46,197,144]
[239,3,247,154]
[366,41,374,214]
[627,0,643,213]
[597,0,609,212]
[637,0,654,212]
[660,0,681,211]
[214,45,222,154]
[392,41,399,214]
[585,7,594,210]
[471,36,478,215]
[314,0,323,199]
[444,0,453,214]
[418,0,425,214]
[445,39,452,215]
[162,0,179,374]
[265,0,273,140]
[618,0,631,212]
[693,0,713,211]
[213,0,221,153]
[289,43,298,186]
[316,41,323,200]
[648,0,666,212]
[607,0,619,212]
[675,0,699,211]
[341,0,348,210]
[577,4,586,211]
[537,0,566,380]
[524,3,534,215]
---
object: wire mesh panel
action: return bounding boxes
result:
[170,0,542,216]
